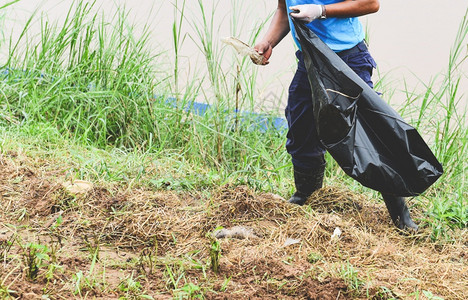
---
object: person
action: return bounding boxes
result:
[253,0,418,231]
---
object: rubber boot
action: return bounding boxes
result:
[382,193,418,231]
[288,163,326,206]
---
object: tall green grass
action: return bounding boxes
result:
[0,0,290,192]
[159,0,290,189]
[3,1,160,148]
[397,9,468,238]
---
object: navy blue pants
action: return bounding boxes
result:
[285,41,377,170]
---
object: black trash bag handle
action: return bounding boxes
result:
[325,89,361,117]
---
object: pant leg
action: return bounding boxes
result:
[285,51,326,170]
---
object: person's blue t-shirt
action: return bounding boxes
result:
[286,0,364,52]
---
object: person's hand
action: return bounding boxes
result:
[289,4,323,23]
[253,40,272,65]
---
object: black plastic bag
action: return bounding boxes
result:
[292,19,443,196]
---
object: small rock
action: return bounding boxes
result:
[264,192,286,202]
[214,226,258,239]
[62,180,93,195]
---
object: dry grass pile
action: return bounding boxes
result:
[0,151,466,299]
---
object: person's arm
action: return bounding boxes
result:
[325,0,380,18]
[253,0,290,65]
[290,0,380,23]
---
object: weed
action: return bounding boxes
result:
[44,241,62,282]
[307,252,322,264]
[72,236,103,296]
[374,286,398,299]
[175,282,203,299]
[118,273,142,293]
[138,238,158,276]
[118,271,153,299]
[338,262,364,295]
[171,0,188,101]
[0,264,20,299]
[0,0,20,11]
[0,235,14,259]
[164,262,185,291]
[83,234,101,261]
[21,242,50,281]
[409,289,445,300]
[208,236,220,274]
[0,284,15,298]
[72,271,94,296]
[220,276,231,292]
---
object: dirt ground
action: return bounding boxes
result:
[0,151,466,299]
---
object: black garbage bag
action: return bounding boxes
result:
[292,19,443,197]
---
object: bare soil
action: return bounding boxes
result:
[0,151,466,299]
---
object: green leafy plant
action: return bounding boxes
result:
[208,236,220,274]
[338,262,364,295]
[118,272,153,299]
[409,289,445,300]
[307,252,322,264]
[175,282,203,299]
[0,265,20,298]
[72,271,94,296]
[164,262,186,291]
[22,243,50,281]
[138,237,158,276]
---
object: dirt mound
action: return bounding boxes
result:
[209,258,349,299]
[306,186,363,213]
[210,185,297,224]
[0,152,466,299]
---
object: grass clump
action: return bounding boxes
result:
[3,1,159,149]
[398,9,468,238]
